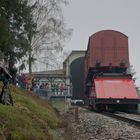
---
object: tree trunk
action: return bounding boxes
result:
[28,51,32,76]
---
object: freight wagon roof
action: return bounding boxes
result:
[95,78,139,99]
[90,30,128,38]
[85,30,128,57]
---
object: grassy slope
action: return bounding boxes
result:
[51,100,65,114]
[0,84,60,140]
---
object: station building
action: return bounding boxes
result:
[31,50,86,100]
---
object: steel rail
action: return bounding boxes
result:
[102,111,140,128]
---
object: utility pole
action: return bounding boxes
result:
[64,88,67,113]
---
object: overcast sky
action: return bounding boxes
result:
[62,0,140,87]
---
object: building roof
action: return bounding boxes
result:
[63,50,86,64]
[31,69,64,75]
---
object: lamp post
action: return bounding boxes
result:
[64,84,73,112]
[64,88,67,113]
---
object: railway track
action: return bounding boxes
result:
[102,111,140,128]
[76,105,140,128]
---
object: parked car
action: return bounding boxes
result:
[71,99,84,106]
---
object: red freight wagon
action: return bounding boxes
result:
[85,30,130,81]
[85,30,139,112]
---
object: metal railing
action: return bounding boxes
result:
[33,88,71,100]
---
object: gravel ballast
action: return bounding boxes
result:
[61,107,140,140]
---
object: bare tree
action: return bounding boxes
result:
[26,0,72,74]
[33,50,71,71]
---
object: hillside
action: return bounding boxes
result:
[0,84,60,140]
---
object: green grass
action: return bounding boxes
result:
[0,83,60,140]
[51,100,65,113]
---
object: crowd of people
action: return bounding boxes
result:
[13,72,68,96]
[15,73,32,90]
[32,83,67,96]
